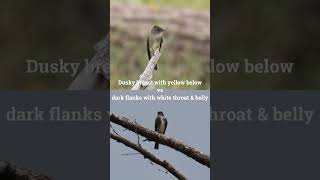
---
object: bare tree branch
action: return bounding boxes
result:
[131,50,161,90]
[111,133,187,180]
[0,160,53,180]
[110,113,210,167]
[68,35,109,90]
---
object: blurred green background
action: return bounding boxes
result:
[0,0,107,90]
[110,0,210,90]
[112,0,210,10]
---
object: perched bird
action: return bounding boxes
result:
[147,25,166,70]
[154,111,168,149]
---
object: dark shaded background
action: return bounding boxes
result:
[0,0,107,90]
[0,92,109,180]
[212,0,320,89]
[212,91,320,180]
[212,1,320,180]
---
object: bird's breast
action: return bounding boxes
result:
[158,122,165,134]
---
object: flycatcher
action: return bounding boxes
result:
[147,25,166,70]
[154,111,168,149]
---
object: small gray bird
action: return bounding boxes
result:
[147,25,166,70]
[154,111,168,149]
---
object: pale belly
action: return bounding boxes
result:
[151,35,162,51]
[158,122,165,134]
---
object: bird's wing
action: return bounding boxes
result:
[159,36,163,51]
[147,36,151,60]
[155,117,161,132]
[163,117,168,133]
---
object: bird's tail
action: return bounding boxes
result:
[154,64,158,70]
[154,143,159,149]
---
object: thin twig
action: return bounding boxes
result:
[110,123,121,137]
[121,152,140,156]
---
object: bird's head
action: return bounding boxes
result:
[157,111,164,116]
[151,26,166,35]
